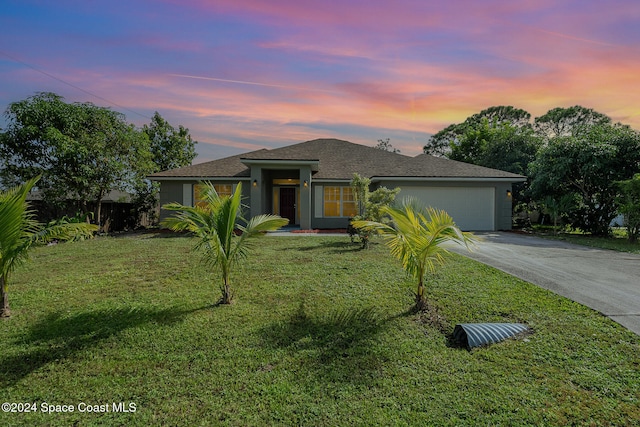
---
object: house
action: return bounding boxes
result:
[149,138,526,231]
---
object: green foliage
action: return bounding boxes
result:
[0,92,154,226]
[161,181,289,304]
[534,105,611,139]
[143,111,197,172]
[46,212,96,242]
[616,174,640,243]
[424,105,533,158]
[529,123,640,235]
[0,176,98,317]
[352,198,475,309]
[539,194,576,234]
[349,173,399,248]
[424,106,539,213]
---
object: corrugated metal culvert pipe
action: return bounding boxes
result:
[453,323,531,350]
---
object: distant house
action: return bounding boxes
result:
[149,138,526,231]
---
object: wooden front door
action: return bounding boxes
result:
[279,187,296,224]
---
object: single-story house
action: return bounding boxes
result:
[149,138,526,231]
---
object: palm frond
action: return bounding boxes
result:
[160,181,287,304]
[0,177,41,277]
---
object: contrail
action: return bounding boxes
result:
[534,29,618,48]
[169,73,338,94]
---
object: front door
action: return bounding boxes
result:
[279,187,296,224]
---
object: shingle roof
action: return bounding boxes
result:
[149,138,525,180]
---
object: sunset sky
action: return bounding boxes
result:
[1,0,639,163]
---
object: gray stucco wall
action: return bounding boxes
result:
[376,180,514,231]
[157,180,250,223]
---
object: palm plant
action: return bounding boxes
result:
[162,181,289,305]
[352,199,476,310]
[1,177,99,318]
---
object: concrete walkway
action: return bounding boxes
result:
[447,232,640,335]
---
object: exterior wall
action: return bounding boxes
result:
[377,180,514,231]
[310,183,354,229]
[157,180,249,222]
[494,182,514,230]
[158,178,515,231]
[158,181,190,222]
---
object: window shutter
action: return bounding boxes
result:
[183,184,193,206]
[314,185,323,218]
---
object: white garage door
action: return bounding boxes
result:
[398,187,495,231]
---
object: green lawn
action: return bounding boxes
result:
[532,226,640,254]
[1,233,639,426]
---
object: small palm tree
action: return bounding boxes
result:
[1,177,99,318]
[352,199,476,310]
[162,181,289,305]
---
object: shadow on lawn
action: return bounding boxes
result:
[1,305,202,387]
[260,301,390,384]
[288,239,364,254]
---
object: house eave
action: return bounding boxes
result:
[240,158,320,171]
[149,176,251,181]
[370,176,527,183]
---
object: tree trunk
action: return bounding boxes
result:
[415,279,426,311]
[1,275,10,318]
[96,191,106,232]
[221,274,232,304]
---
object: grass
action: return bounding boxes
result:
[531,226,640,254]
[1,233,639,426]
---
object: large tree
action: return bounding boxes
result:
[533,105,611,139]
[0,92,154,227]
[616,174,640,243]
[133,112,199,224]
[143,111,197,172]
[424,106,539,212]
[529,123,640,235]
[424,106,532,157]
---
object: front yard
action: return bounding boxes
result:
[1,233,638,426]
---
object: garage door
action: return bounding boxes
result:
[397,187,495,231]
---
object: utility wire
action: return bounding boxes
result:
[0,50,151,120]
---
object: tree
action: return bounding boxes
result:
[135,112,199,224]
[161,182,288,304]
[528,123,640,235]
[534,106,611,139]
[0,176,98,317]
[143,111,197,172]
[352,199,475,310]
[374,138,400,153]
[348,173,399,249]
[0,92,154,228]
[616,174,640,243]
[424,106,532,157]
[540,194,576,234]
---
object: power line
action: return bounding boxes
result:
[0,50,151,120]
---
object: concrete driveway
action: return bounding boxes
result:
[447,232,640,335]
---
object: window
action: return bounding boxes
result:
[194,183,232,207]
[324,186,356,217]
[342,187,357,217]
